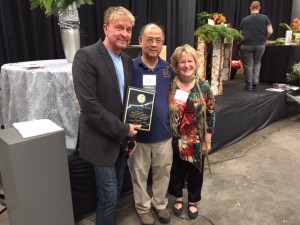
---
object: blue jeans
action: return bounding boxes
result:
[94,148,125,225]
[240,45,265,88]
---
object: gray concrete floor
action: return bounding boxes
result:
[1,113,300,225]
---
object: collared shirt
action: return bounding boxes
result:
[133,53,174,143]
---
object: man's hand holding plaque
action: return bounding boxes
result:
[123,86,155,131]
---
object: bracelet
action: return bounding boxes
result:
[206,140,212,143]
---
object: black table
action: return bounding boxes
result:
[260,45,300,83]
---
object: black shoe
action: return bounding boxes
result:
[252,84,258,89]
[244,83,253,91]
[173,200,183,217]
[188,203,198,220]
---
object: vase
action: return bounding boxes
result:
[230,68,238,79]
[285,30,293,45]
[58,2,80,63]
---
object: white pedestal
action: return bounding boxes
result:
[0,128,74,225]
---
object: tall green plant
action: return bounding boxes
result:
[197,12,212,26]
[30,0,94,16]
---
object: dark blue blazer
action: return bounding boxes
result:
[72,40,132,166]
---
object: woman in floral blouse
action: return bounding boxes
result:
[168,44,216,219]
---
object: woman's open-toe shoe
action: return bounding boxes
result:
[173,200,183,217]
[188,203,198,219]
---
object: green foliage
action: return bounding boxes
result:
[279,23,292,31]
[197,12,212,27]
[30,0,94,16]
[194,24,243,44]
[287,62,300,82]
[268,38,285,46]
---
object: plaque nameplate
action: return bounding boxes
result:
[123,86,155,131]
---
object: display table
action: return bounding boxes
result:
[260,45,300,83]
[0,59,79,152]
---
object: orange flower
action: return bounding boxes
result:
[213,14,219,21]
[220,16,226,23]
[291,18,300,32]
[212,13,226,24]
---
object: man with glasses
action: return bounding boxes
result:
[127,23,173,225]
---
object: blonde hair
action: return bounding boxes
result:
[170,44,201,73]
[104,6,135,26]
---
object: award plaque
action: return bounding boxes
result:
[123,86,156,131]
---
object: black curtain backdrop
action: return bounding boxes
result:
[0,0,293,67]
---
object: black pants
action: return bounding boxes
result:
[168,151,204,203]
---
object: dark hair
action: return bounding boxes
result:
[139,23,165,38]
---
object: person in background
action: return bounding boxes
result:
[127,23,173,225]
[168,44,216,220]
[239,0,273,91]
[72,6,141,225]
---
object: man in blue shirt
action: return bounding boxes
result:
[127,23,173,225]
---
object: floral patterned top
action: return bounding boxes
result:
[169,77,216,170]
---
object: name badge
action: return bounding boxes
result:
[143,75,156,92]
[173,89,189,105]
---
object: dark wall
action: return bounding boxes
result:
[0,0,293,67]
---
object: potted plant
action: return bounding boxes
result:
[287,62,300,86]
[230,60,243,79]
[197,11,227,27]
[194,12,243,95]
[30,0,94,16]
[30,0,94,62]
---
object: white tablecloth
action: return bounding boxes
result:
[0,59,79,153]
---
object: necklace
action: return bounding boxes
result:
[178,75,196,83]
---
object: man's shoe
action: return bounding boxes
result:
[138,212,155,225]
[154,208,171,224]
[244,83,253,91]
[244,86,252,91]
[173,200,183,217]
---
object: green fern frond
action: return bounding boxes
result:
[194,24,243,44]
[30,0,94,16]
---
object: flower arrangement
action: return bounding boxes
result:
[212,13,226,24]
[197,11,226,26]
[195,11,242,44]
[279,18,300,33]
[231,60,243,69]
